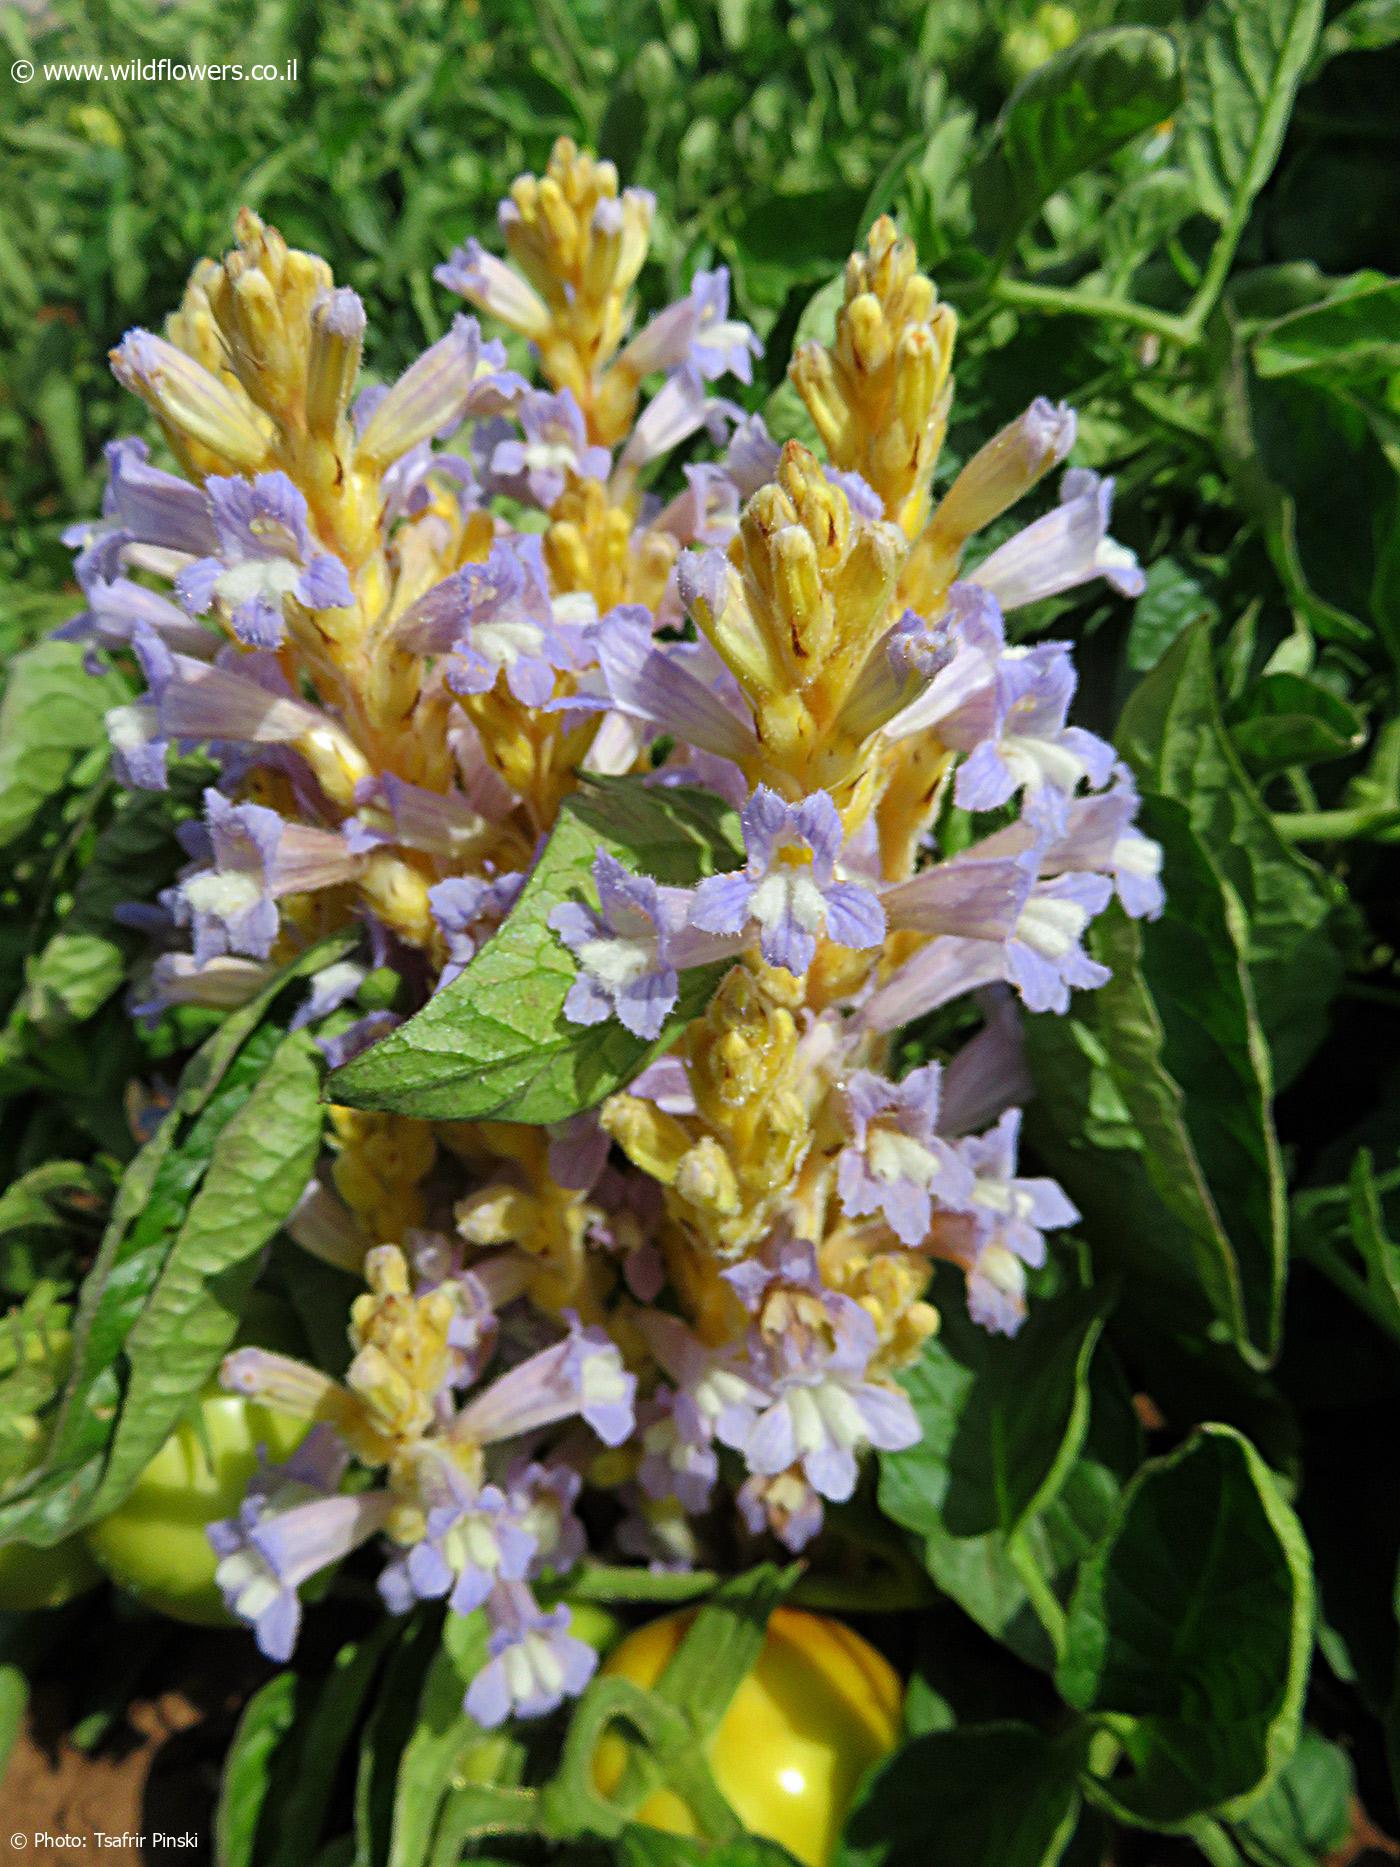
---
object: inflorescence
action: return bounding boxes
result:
[66,139,1160,1725]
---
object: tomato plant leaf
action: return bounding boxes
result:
[0,639,125,849]
[838,1723,1086,1867]
[1059,1425,1312,1827]
[326,779,743,1124]
[974,28,1182,245]
[0,935,348,1546]
[1180,0,1324,229]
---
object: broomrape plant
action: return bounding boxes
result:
[56,135,1159,1722]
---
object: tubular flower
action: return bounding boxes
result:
[73,143,1158,1717]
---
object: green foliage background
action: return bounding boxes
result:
[3,0,1400,1863]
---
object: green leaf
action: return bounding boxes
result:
[16,788,186,1036]
[1179,0,1324,228]
[216,1672,300,1867]
[877,1288,1124,1668]
[1059,1425,1313,1828]
[389,1609,494,1867]
[327,780,742,1123]
[355,1611,443,1867]
[1228,673,1366,778]
[265,1622,400,1867]
[1294,1148,1400,1343]
[0,938,346,1546]
[838,1724,1085,1867]
[1091,797,1288,1364]
[0,1159,106,1293]
[0,640,125,849]
[1117,623,1354,1090]
[878,1282,1110,1542]
[1229,1727,1353,1866]
[1253,272,1400,379]
[1125,557,1222,676]
[974,28,1182,244]
[1319,0,1400,56]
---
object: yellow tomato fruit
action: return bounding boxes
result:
[82,1387,308,1626]
[595,1606,902,1867]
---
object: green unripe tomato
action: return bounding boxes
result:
[595,1607,902,1867]
[82,1387,308,1626]
[0,1533,103,1611]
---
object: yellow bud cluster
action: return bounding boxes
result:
[602,967,819,1267]
[690,441,904,807]
[346,1244,458,1446]
[329,1107,437,1246]
[501,138,653,444]
[819,1226,940,1374]
[445,1122,606,1319]
[789,215,955,538]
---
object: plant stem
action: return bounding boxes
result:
[987,276,1194,347]
[1008,1532,1067,1661]
[1271,805,1400,843]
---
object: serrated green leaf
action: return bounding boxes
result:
[327,781,742,1123]
[1179,0,1324,228]
[1059,1425,1312,1828]
[974,28,1182,244]
[0,938,346,1547]
[0,640,124,849]
[838,1723,1085,1867]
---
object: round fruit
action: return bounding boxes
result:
[82,1387,307,1625]
[595,1606,902,1867]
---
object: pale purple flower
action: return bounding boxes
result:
[938,994,1033,1137]
[737,1469,826,1553]
[635,1312,770,1513]
[379,1473,535,1617]
[465,1581,597,1726]
[172,788,360,963]
[208,1429,385,1662]
[489,388,610,508]
[621,267,763,385]
[316,1011,400,1071]
[65,575,216,661]
[952,1108,1077,1268]
[689,787,885,975]
[399,539,587,709]
[652,463,742,547]
[110,329,270,470]
[100,435,218,557]
[952,643,1115,832]
[1036,765,1164,920]
[837,1064,974,1247]
[175,472,353,647]
[429,872,525,985]
[550,851,693,1040]
[964,1242,1030,1338]
[618,366,740,473]
[736,1297,919,1503]
[972,468,1145,611]
[455,1314,636,1450]
[507,1460,587,1577]
[356,316,525,465]
[1005,873,1113,1014]
[592,607,760,766]
[435,238,552,340]
[130,951,274,1024]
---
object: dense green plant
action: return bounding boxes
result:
[3,2,1400,1864]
